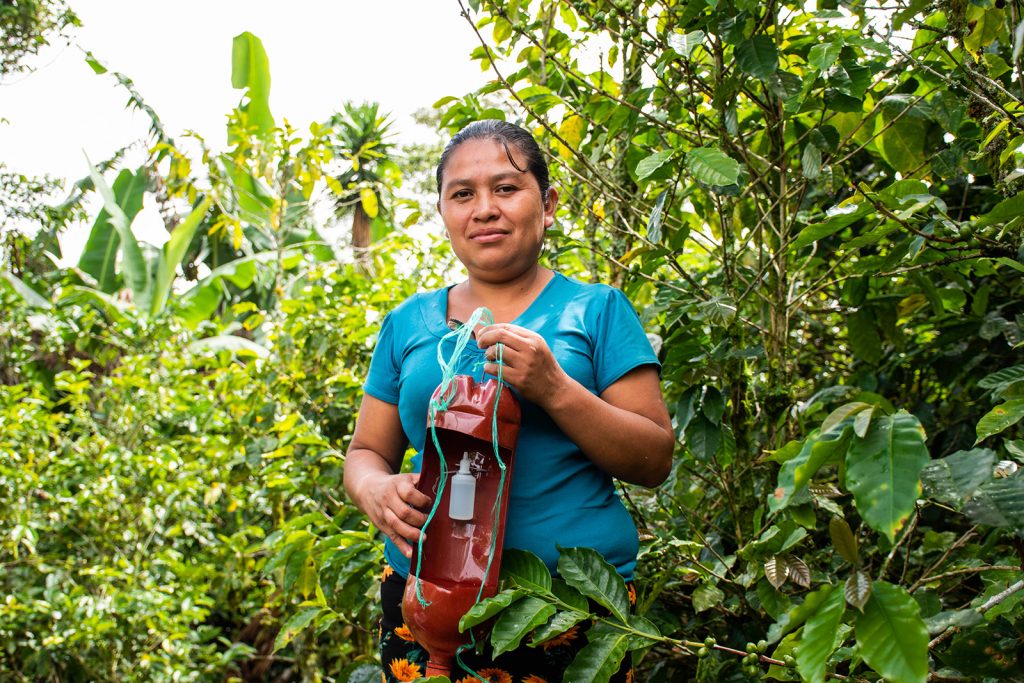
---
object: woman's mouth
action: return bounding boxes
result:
[469,229,509,243]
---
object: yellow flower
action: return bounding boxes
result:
[539,625,580,650]
[381,564,394,582]
[388,657,422,682]
[394,623,415,642]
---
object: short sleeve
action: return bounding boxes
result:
[592,287,660,394]
[362,311,401,404]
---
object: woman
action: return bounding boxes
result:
[344,120,674,683]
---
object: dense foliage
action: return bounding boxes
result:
[2,1,1024,682]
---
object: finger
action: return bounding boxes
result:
[384,507,427,546]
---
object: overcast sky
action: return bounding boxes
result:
[1,0,492,257]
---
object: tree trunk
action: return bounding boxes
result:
[351,203,371,254]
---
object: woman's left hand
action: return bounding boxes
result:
[476,323,568,408]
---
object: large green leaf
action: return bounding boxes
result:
[855,582,928,683]
[635,150,674,181]
[964,475,1024,530]
[86,161,151,309]
[273,606,323,652]
[459,589,522,632]
[975,399,1024,443]
[796,585,845,683]
[770,424,852,511]
[490,596,556,657]
[920,448,996,508]
[847,309,883,364]
[529,609,589,648]
[846,411,929,543]
[231,32,274,137]
[792,202,872,250]
[875,95,930,174]
[556,546,630,623]
[669,30,706,58]
[219,155,275,223]
[563,633,630,683]
[1,272,50,309]
[978,364,1024,390]
[975,191,1024,228]
[685,147,741,186]
[150,196,212,316]
[501,548,553,594]
[767,586,837,644]
[735,36,779,79]
[79,168,146,293]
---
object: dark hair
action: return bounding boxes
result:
[435,120,551,199]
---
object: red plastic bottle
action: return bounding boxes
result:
[402,375,521,677]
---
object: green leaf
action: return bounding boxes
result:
[563,632,630,683]
[686,414,721,461]
[490,596,557,657]
[821,402,872,436]
[646,189,668,244]
[828,517,859,565]
[556,546,630,623]
[796,585,845,683]
[791,202,870,250]
[79,168,146,293]
[846,411,929,543]
[692,582,725,612]
[459,589,522,632]
[501,549,552,594]
[552,578,590,613]
[86,160,151,310]
[845,570,872,612]
[189,335,270,359]
[770,425,852,511]
[767,585,836,644]
[1,272,51,309]
[921,448,996,508]
[802,143,822,180]
[685,147,741,186]
[273,606,323,652]
[964,475,1024,529]
[297,554,317,599]
[855,582,928,683]
[150,196,212,316]
[875,95,930,175]
[635,150,674,181]
[735,36,779,79]
[231,31,274,137]
[848,309,883,364]
[669,30,706,58]
[975,399,1024,443]
[975,191,1024,228]
[979,364,1024,389]
[529,609,589,647]
[808,42,842,71]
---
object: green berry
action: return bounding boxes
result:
[697,646,709,658]
[757,640,768,653]
[746,642,757,654]
[704,636,716,648]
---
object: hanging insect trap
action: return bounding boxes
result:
[401,309,522,678]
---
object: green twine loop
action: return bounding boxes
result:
[410,306,510,683]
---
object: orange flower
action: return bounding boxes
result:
[381,564,394,582]
[539,625,580,650]
[394,623,416,642]
[477,668,512,683]
[625,668,634,683]
[627,583,637,606]
[388,657,422,682]
[522,676,549,683]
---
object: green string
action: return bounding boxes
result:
[410,306,509,683]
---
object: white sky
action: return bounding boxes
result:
[0,0,492,260]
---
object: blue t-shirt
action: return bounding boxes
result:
[362,272,659,579]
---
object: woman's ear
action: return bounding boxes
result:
[543,188,559,227]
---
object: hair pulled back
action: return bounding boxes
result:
[435,120,551,199]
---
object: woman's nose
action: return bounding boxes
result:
[472,193,499,220]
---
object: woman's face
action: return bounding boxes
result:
[437,138,557,284]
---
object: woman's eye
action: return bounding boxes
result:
[452,189,472,199]
[496,185,516,194]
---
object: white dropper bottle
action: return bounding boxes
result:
[448,452,476,522]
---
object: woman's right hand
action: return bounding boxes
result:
[361,471,432,559]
